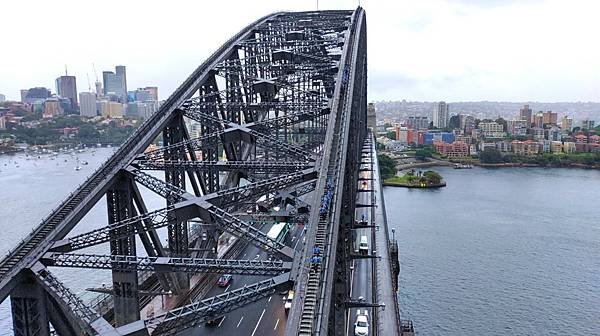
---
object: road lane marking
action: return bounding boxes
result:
[268,296,272,302]
[251,309,266,336]
[218,316,226,327]
[225,284,231,292]
[237,316,244,328]
[293,238,300,250]
[274,318,280,330]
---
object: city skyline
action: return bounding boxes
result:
[2,0,600,102]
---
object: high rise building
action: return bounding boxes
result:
[79,92,97,117]
[134,88,152,102]
[581,119,595,130]
[143,86,158,101]
[102,66,127,103]
[43,97,63,118]
[95,81,103,98]
[21,87,51,104]
[367,103,376,129]
[432,101,449,128]
[533,113,544,128]
[542,111,557,125]
[561,116,573,132]
[519,104,532,125]
[406,116,429,130]
[55,75,78,109]
[0,94,5,102]
[99,100,124,118]
[116,65,127,99]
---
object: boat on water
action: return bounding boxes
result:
[75,166,82,171]
[453,163,473,169]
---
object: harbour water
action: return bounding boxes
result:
[386,167,600,335]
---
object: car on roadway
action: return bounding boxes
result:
[205,315,225,327]
[284,290,294,313]
[217,274,233,287]
[354,310,369,336]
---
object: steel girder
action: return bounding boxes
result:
[0,8,362,334]
[142,273,290,335]
[41,253,291,276]
[134,160,313,175]
[30,263,116,335]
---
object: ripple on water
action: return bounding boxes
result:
[389,167,600,336]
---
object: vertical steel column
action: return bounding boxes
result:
[163,113,190,293]
[107,174,140,326]
[10,272,50,336]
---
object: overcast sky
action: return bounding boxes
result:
[1,0,599,102]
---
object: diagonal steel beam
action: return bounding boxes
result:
[137,273,290,335]
[30,263,116,335]
[41,253,291,276]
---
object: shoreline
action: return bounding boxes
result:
[395,159,600,171]
[383,181,446,188]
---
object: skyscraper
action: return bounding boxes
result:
[433,101,449,128]
[144,86,158,101]
[102,66,127,103]
[519,104,532,124]
[79,92,97,117]
[0,94,5,102]
[55,75,78,110]
[116,65,127,99]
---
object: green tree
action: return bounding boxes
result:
[479,147,503,163]
[423,170,442,184]
[385,131,396,140]
[377,154,397,180]
[495,117,508,132]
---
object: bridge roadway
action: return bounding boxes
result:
[347,150,374,336]
[186,213,308,336]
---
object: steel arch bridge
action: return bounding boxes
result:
[0,7,372,336]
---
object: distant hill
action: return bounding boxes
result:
[374,101,600,123]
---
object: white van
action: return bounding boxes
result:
[359,236,368,255]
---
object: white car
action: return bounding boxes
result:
[354,310,369,336]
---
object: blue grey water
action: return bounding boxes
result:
[386,167,600,335]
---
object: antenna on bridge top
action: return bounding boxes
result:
[317,0,319,10]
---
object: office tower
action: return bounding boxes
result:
[134,88,151,102]
[102,66,127,103]
[406,116,429,130]
[95,81,103,98]
[561,116,573,132]
[116,65,127,99]
[79,92,97,117]
[0,94,5,102]
[367,103,376,129]
[55,75,78,109]
[21,87,51,104]
[433,101,449,128]
[519,104,532,124]
[144,86,158,101]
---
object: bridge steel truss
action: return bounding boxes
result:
[0,7,369,336]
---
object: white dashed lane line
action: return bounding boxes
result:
[251,309,266,336]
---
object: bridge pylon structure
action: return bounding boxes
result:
[0,7,371,336]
